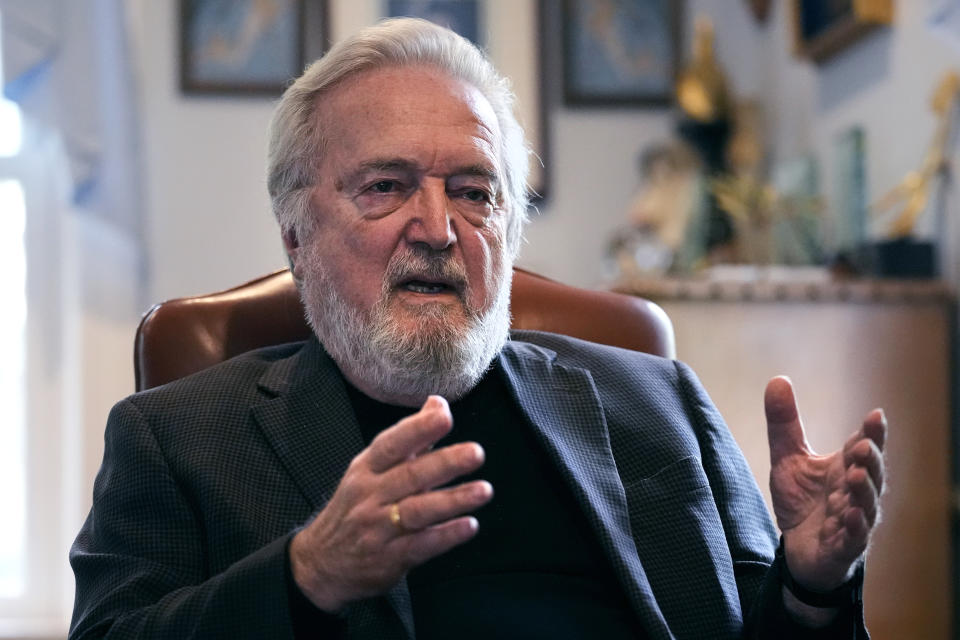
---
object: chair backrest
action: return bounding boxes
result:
[134,267,675,391]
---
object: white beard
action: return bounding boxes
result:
[299,245,512,405]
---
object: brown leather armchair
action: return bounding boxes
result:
[134,267,675,391]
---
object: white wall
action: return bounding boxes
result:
[520,108,673,285]
[131,0,286,304]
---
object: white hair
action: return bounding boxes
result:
[299,243,513,405]
[267,17,531,257]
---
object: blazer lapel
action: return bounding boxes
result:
[499,341,673,640]
[250,338,414,639]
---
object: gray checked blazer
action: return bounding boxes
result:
[69,331,867,639]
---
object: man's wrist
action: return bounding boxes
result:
[285,532,349,637]
[289,527,350,614]
[774,537,864,609]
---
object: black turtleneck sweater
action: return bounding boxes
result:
[287,363,641,639]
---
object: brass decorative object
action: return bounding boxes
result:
[674,15,736,254]
[676,16,731,123]
[873,71,960,238]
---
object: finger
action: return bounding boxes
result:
[840,507,870,558]
[380,442,486,501]
[394,480,493,530]
[862,408,887,451]
[765,376,812,464]
[365,396,453,472]
[843,408,887,451]
[844,438,884,494]
[393,517,480,568]
[845,466,879,527]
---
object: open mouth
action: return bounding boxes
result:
[401,279,455,295]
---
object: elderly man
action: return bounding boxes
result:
[70,18,886,640]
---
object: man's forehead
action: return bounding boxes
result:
[316,65,501,137]
[314,65,505,179]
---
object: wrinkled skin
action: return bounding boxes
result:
[765,376,886,597]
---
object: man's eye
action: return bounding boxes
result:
[461,189,490,203]
[370,181,398,193]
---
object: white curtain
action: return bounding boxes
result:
[0,0,144,635]
[2,0,144,235]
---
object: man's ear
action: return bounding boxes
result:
[282,228,301,278]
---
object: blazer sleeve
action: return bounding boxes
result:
[68,398,346,640]
[673,361,869,640]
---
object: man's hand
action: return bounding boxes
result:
[289,395,493,612]
[766,376,886,594]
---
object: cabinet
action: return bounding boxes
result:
[617,276,955,640]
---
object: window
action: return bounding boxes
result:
[0,22,26,602]
[0,179,26,600]
[0,13,73,637]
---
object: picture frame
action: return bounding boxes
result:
[561,0,681,106]
[179,0,329,96]
[386,0,482,46]
[792,0,892,64]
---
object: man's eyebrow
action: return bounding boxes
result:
[452,164,500,184]
[346,160,501,185]
[352,160,499,181]
[337,159,501,195]
[354,158,419,173]
[336,158,417,191]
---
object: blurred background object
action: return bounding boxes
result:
[868,69,960,277]
[608,141,704,277]
[792,0,894,64]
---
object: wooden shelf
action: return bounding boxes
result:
[614,275,953,305]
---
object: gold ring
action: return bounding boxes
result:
[388,503,403,531]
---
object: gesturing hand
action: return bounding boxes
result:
[765,376,886,593]
[289,395,493,612]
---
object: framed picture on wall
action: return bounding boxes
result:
[180,0,329,95]
[562,0,680,106]
[792,0,892,64]
[386,0,482,46]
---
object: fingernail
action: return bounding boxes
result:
[477,480,494,499]
[427,395,449,411]
[469,443,485,463]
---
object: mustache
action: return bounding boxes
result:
[383,250,469,294]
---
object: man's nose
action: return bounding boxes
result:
[404,182,456,250]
